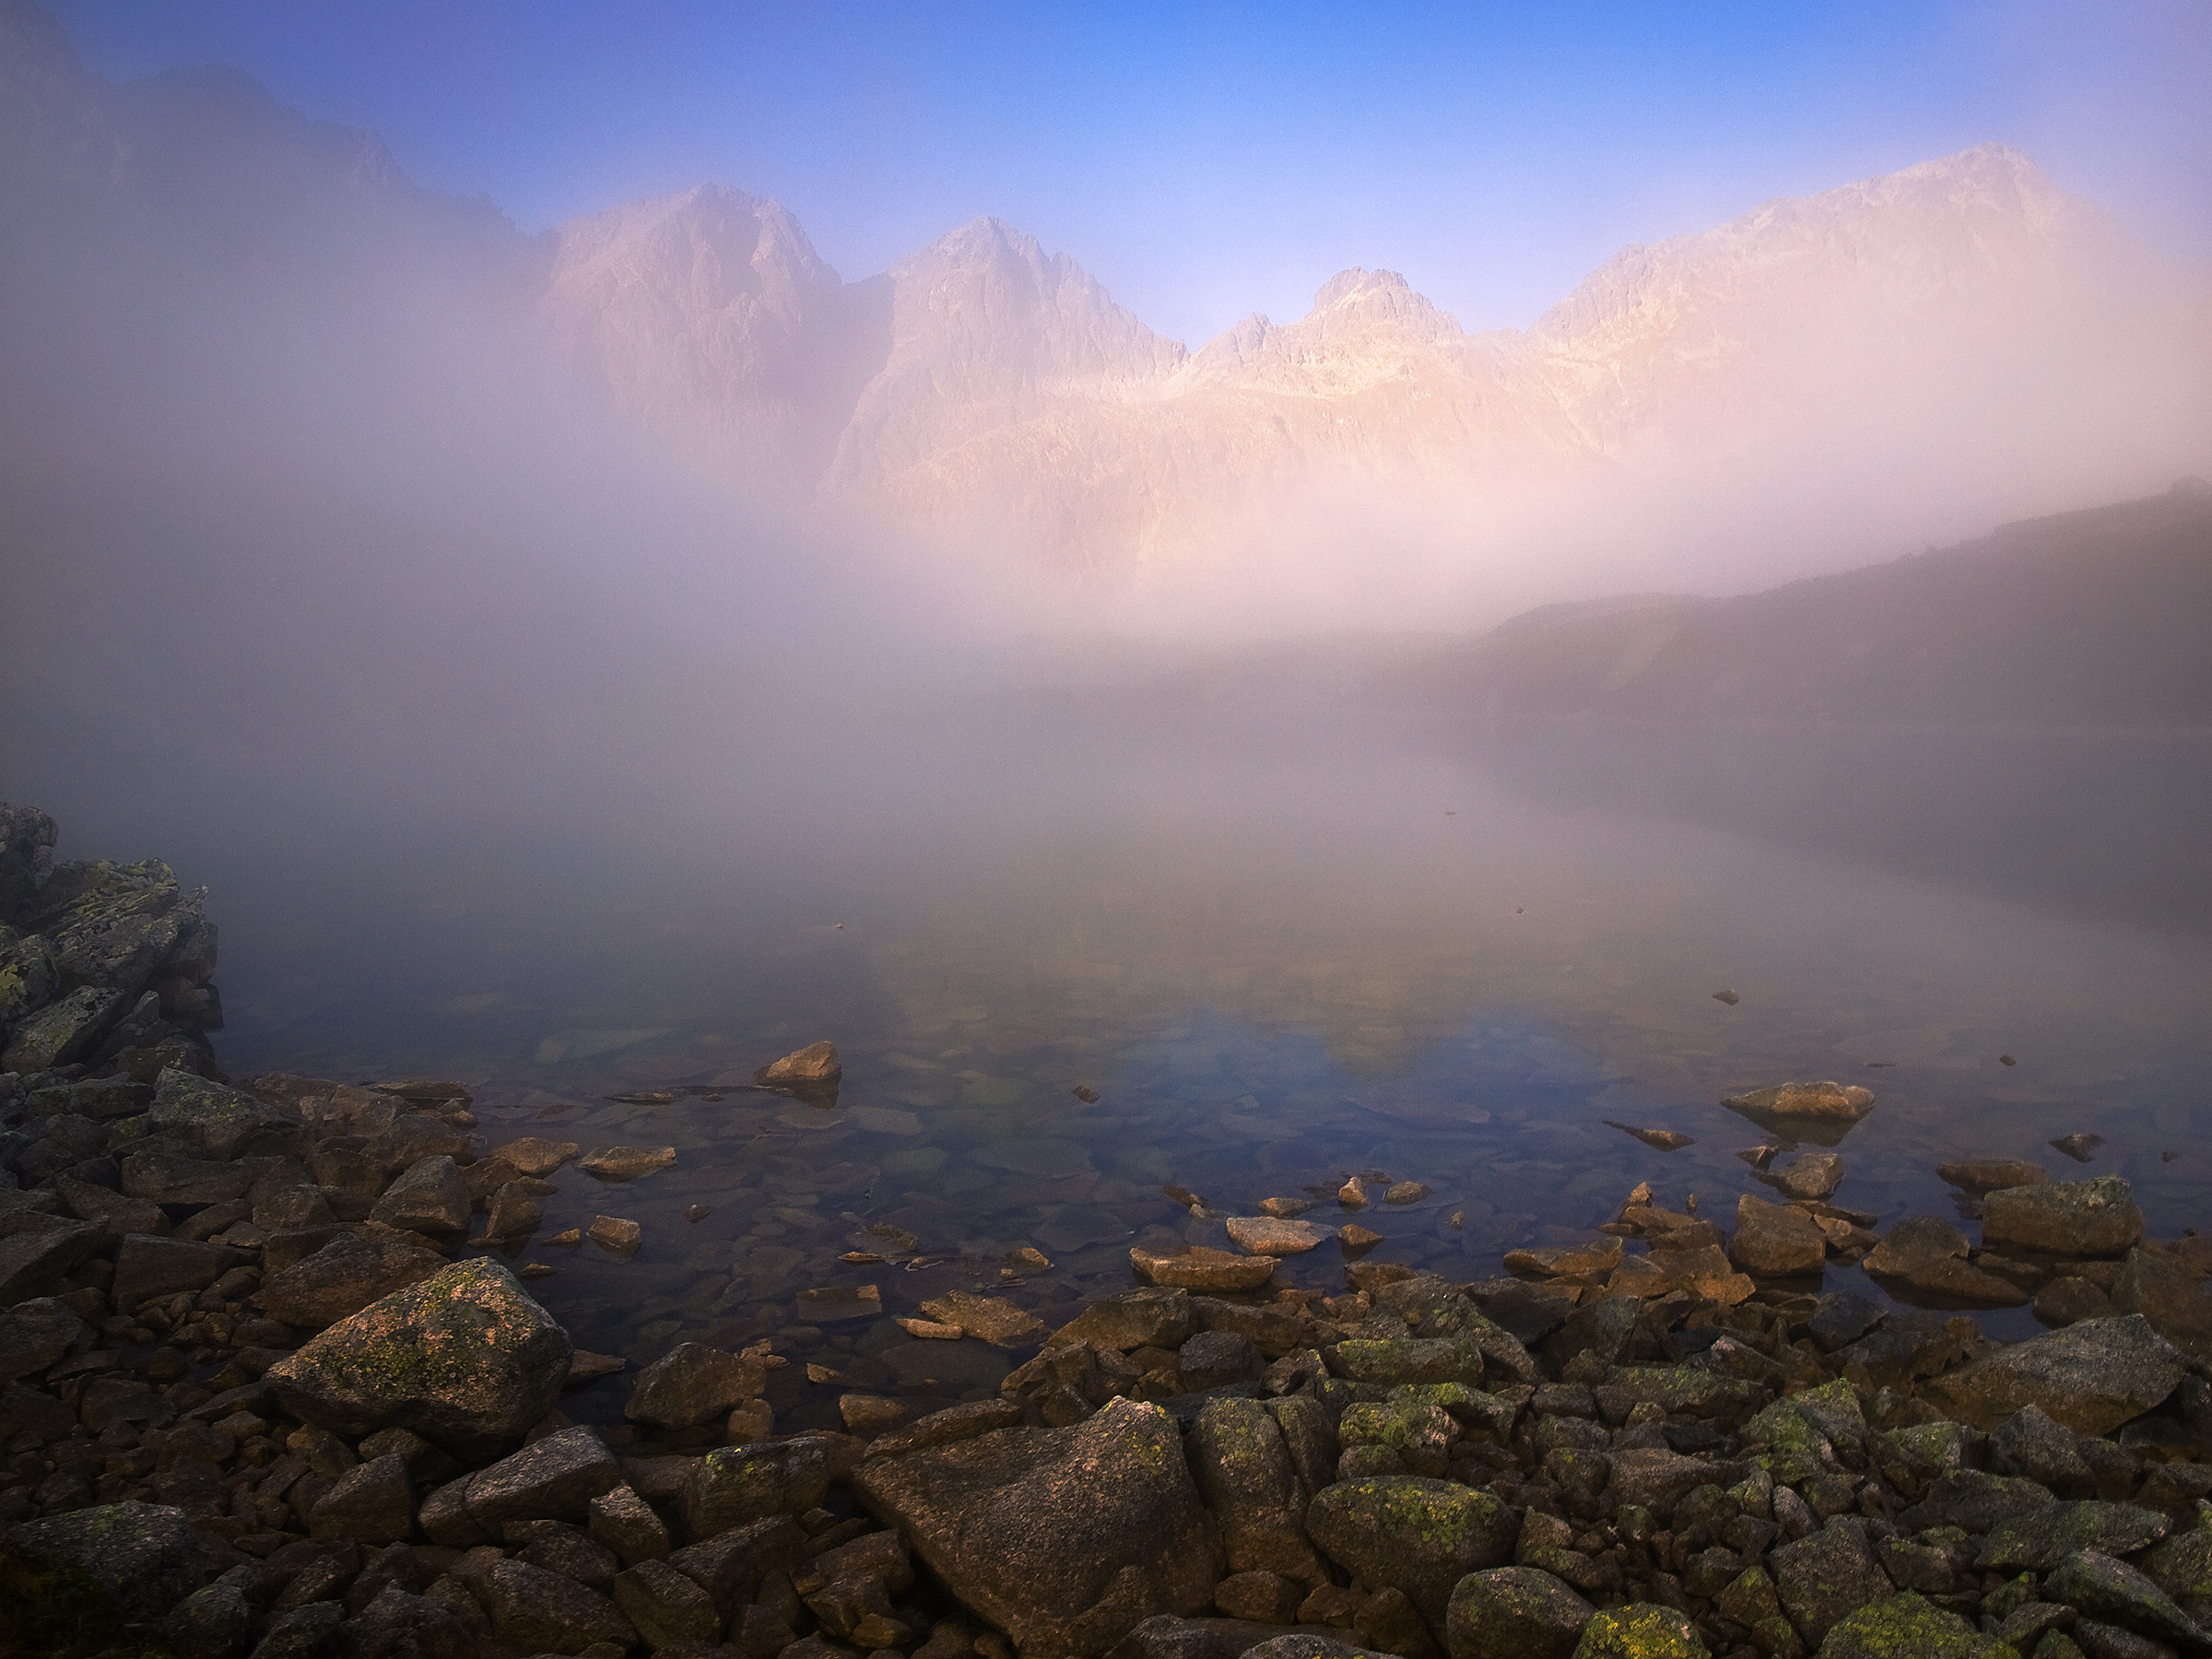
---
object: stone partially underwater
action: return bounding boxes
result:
[8,803,2212,1659]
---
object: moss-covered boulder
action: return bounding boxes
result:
[2043,1548,2208,1652]
[1569,1602,1708,1657]
[1923,1315,2185,1435]
[265,1257,571,1457]
[1329,1337,1488,1388]
[1306,1477,1517,1627]
[1814,1591,2011,1657]
[1445,1564,1593,1659]
[4,1500,236,1622]
[147,1067,300,1159]
[2138,1508,2212,1620]
[1186,1397,1329,1586]
[1976,1500,2170,1572]
[853,1397,1223,1659]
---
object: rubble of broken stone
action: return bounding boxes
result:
[8,806,2212,1659]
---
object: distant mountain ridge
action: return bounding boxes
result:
[4,0,2208,599]
[1370,480,2212,725]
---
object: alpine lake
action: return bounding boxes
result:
[169,711,2212,1442]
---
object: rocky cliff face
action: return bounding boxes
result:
[543,141,2207,582]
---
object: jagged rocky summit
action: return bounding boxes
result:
[8,804,2212,1659]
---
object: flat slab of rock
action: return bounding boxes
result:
[265,1257,571,1457]
[1977,1500,2171,1571]
[1983,1176,2145,1256]
[1938,1159,2050,1194]
[1729,1193,1826,1277]
[581,1145,677,1180]
[0,1215,105,1303]
[1924,1314,2185,1435]
[1224,1217,1328,1256]
[489,1135,580,1176]
[1723,1080,1876,1121]
[919,1290,1044,1347]
[1131,1246,1276,1292]
[0,1296,91,1381]
[854,1397,1222,1659]
[1048,1289,1197,1353]
[1865,1216,2029,1309]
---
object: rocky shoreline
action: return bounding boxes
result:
[6,802,2212,1659]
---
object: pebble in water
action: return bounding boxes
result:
[1712,988,1740,1005]
[1338,1175,1370,1209]
[2050,1133,2104,1163]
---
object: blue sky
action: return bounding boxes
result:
[46,1,2212,345]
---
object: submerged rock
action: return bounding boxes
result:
[1225,1217,1328,1256]
[580,1145,677,1180]
[265,1257,572,1457]
[1938,1159,2051,1194]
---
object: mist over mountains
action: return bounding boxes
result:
[3,0,2208,761]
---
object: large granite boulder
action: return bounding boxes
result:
[1186,1397,1328,1585]
[147,1068,300,1159]
[1728,1194,1825,1277]
[2,984,126,1073]
[626,1342,768,1430]
[1445,1565,1594,1659]
[1815,1592,2009,1658]
[369,1155,470,1236]
[5,1500,238,1621]
[0,1213,104,1303]
[1304,1477,1516,1628]
[253,1227,449,1329]
[1983,1176,2145,1256]
[1923,1315,2185,1435]
[265,1257,571,1457]
[853,1397,1223,1659]
[1864,1216,2028,1308]
[112,1234,250,1302]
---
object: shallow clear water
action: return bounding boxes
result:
[131,710,2212,1436]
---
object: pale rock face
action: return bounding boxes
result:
[544,142,2212,582]
[543,183,887,485]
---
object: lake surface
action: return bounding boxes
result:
[103,708,2212,1437]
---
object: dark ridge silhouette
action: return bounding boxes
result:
[1371,481,2212,725]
